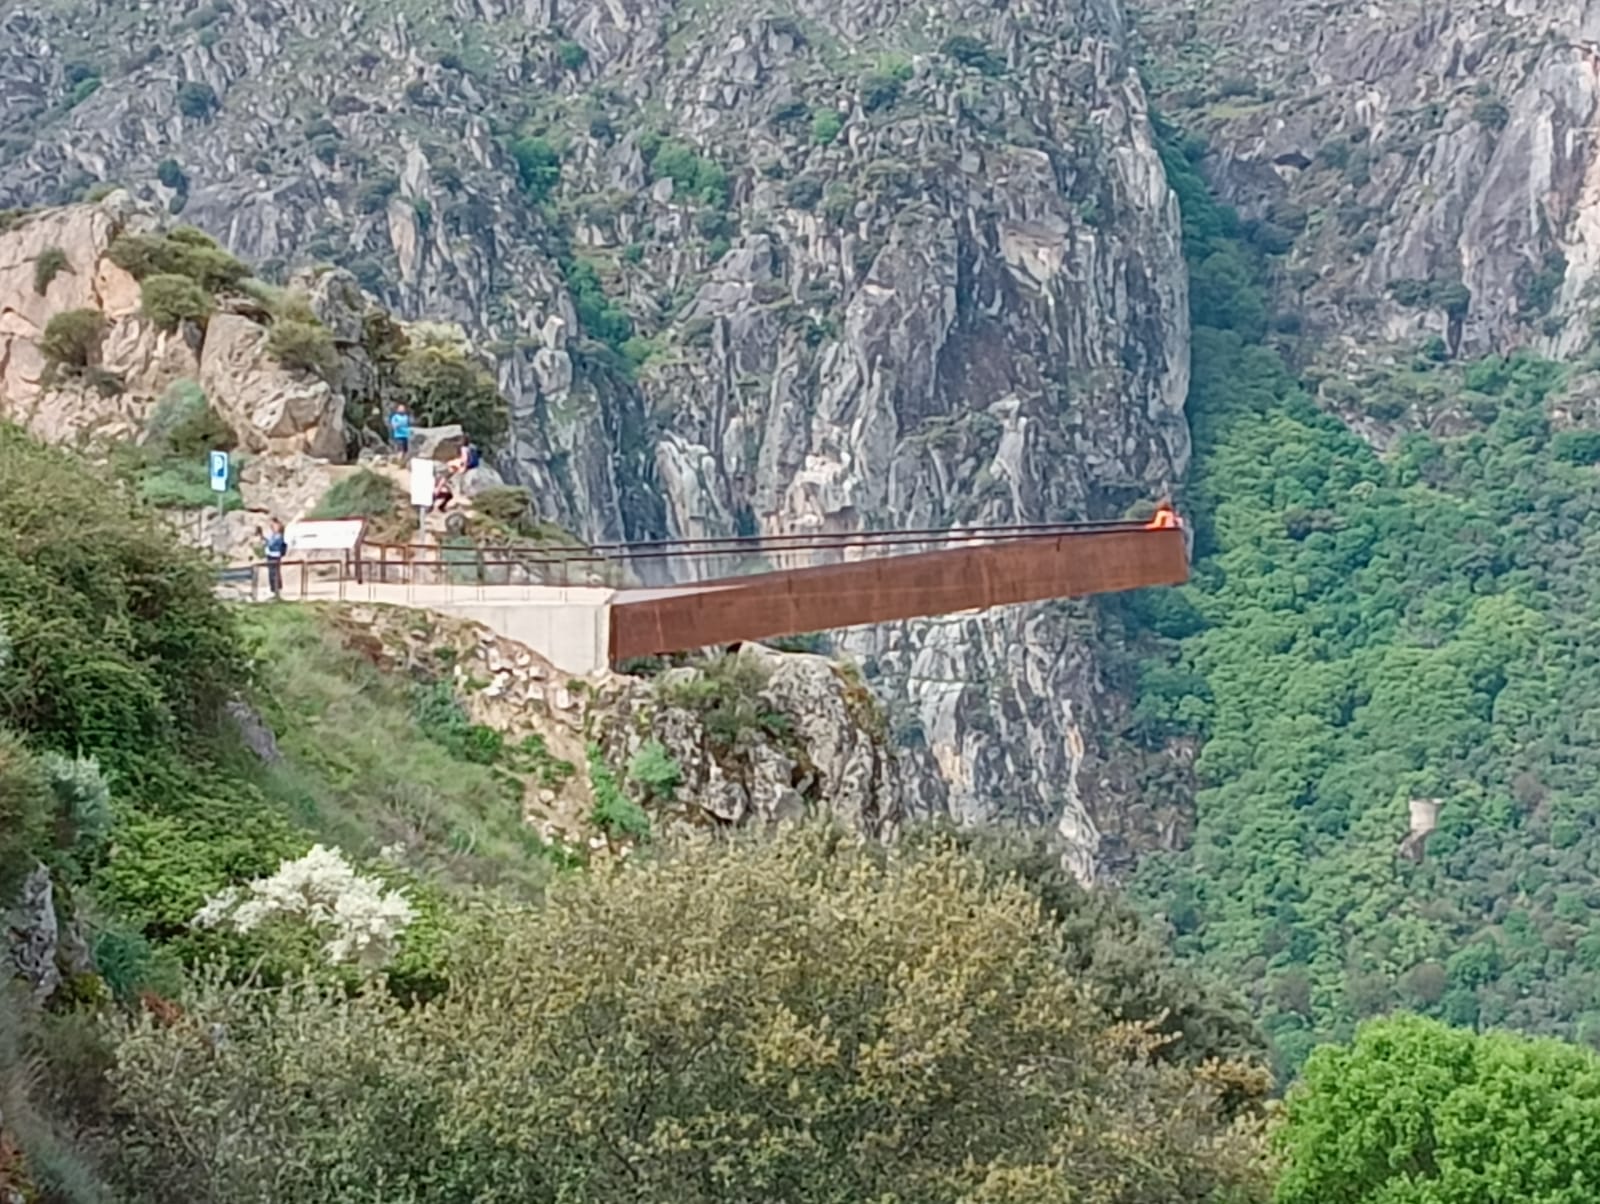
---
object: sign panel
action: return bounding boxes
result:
[285,518,366,554]
[409,459,436,507]
[208,450,230,493]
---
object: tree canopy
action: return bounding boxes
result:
[108,826,1272,1204]
[1274,1014,1600,1203]
[1126,120,1600,1069]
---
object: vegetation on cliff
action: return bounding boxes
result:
[1125,120,1600,1069]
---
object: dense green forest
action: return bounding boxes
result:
[1126,119,1600,1069]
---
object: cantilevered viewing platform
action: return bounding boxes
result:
[222,521,1189,674]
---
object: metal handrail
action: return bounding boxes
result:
[358,519,1156,565]
[220,522,1170,598]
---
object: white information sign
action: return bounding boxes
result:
[208,450,230,493]
[285,518,366,554]
[409,459,436,507]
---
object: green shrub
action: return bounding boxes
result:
[66,72,102,109]
[620,334,664,368]
[176,80,218,118]
[508,136,560,201]
[822,183,857,223]
[309,469,403,521]
[588,744,650,840]
[356,173,398,213]
[811,109,843,145]
[860,68,905,112]
[556,39,588,70]
[0,426,247,776]
[940,34,1004,75]
[137,459,241,511]
[0,729,53,894]
[32,246,68,294]
[646,139,729,206]
[411,682,503,765]
[107,229,251,291]
[39,308,104,369]
[101,826,1267,1203]
[626,738,681,800]
[771,99,809,126]
[1552,429,1600,464]
[784,177,824,210]
[140,273,214,331]
[472,485,533,525]
[156,158,188,191]
[656,653,789,750]
[563,257,633,350]
[266,319,339,377]
[1522,250,1567,316]
[1473,97,1511,130]
[395,343,508,449]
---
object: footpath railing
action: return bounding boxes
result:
[215,520,1165,603]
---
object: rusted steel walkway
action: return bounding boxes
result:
[227,520,1188,673]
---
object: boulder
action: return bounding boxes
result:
[409,422,465,461]
[6,863,60,1003]
[200,313,346,461]
[458,463,506,497]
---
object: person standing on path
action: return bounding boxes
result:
[388,404,412,460]
[263,517,287,599]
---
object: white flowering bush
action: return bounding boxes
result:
[194,844,416,969]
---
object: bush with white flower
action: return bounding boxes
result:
[194,845,416,969]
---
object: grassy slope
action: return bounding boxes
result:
[232,604,561,898]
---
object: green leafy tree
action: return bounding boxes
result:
[108,229,250,292]
[395,342,508,448]
[108,827,1271,1204]
[1274,1015,1600,1203]
[508,136,560,201]
[140,273,214,331]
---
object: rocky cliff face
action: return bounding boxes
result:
[337,605,904,850]
[0,0,1192,872]
[1136,0,1600,364]
[0,197,344,456]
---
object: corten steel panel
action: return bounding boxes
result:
[608,528,1188,665]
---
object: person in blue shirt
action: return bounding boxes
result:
[388,404,412,458]
[262,517,287,598]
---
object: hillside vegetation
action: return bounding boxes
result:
[1124,121,1600,1068]
[0,425,1277,1202]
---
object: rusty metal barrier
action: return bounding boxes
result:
[608,526,1190,663]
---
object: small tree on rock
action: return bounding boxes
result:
[140,273,213,332]
[39,308,104,371]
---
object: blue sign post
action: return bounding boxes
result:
[208,450,229,528]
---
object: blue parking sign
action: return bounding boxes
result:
[208,450,229,492]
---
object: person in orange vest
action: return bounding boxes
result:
[1146,501,1180,529]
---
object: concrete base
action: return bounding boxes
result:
[432,598,612,675]
[286,579,616,675]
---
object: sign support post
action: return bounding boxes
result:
[207,450,230,550]
[409,458,434,539]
